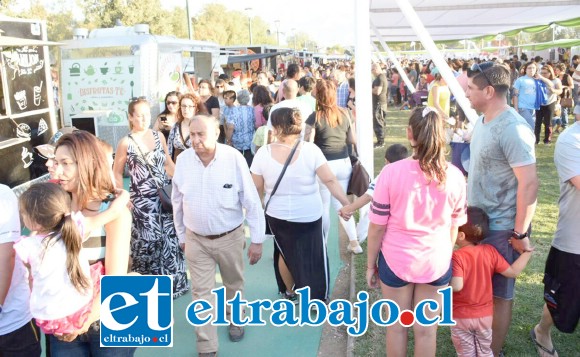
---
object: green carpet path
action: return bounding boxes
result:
[136,214,341,357]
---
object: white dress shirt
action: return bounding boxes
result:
[172,144,265,245]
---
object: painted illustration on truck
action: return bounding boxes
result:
[0,18,57,190]
[61,57,141,126]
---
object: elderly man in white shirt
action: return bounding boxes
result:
[172,115,265,357]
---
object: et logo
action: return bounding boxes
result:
[100,275,173,347]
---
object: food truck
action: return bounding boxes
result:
[60,24,221,148]
[0,16,58,192]
[222,45,292,74]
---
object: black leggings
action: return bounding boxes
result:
[535,101,555,144]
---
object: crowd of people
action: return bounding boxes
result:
[0,51,578,357]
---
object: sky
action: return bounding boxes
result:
[164,0,356,48]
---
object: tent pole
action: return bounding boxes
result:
[395,0,478,124]
[354,0,373,177]
[371,23,416,94]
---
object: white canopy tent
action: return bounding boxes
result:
[354,0,580,174]
[369,0,580,43]
[352,1,580,239]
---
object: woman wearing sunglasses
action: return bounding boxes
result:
[154,91,180,142]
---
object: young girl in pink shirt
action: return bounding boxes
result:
[367,106,467,357]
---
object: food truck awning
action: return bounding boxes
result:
[0,36,62,47]
[227,51,291,64]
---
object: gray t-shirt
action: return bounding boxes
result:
[467,107,536,230]
[553,122,580,254]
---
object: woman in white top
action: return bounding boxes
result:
[250,107,350,302]
[535,64,562,144]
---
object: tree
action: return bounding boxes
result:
[326,44,346,55]
[286,31,317,51]
[191,3,277,46]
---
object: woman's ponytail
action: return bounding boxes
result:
[408,107,448,186]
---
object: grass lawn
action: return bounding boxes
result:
[352,108,580,356]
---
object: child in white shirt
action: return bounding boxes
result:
[14,182,124,334]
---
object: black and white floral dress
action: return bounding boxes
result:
[126,131,188,298]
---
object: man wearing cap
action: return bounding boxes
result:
[466,62,538,356]
[172,115,265,357]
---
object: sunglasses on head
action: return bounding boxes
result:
[130,96,147,102]
[470,62,494,87]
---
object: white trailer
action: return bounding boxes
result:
[60,24,220,148]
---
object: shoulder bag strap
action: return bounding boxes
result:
[128,134,160,189]
[264,139,300,214]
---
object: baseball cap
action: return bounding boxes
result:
[34,127,77,159]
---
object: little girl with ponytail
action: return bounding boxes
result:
[14,182,104,335]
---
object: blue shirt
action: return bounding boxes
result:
[513,75,537,110]
[226,105,255,150]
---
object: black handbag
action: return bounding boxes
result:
[347,146,371,197]
[264,139,300,235]
[128,134,173,211]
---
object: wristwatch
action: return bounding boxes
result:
[511,229,528,240]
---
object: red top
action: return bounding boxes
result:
[452,244,510,319]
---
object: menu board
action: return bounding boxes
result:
[0,20,49,115]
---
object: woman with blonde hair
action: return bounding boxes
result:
[427,69,451,119]
[304,79,362,254]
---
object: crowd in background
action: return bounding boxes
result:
[1,50,579,357]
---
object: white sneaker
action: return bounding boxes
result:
[347,241,363,254]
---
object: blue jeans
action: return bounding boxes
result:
[518,108,535,130]
[49,324,136,357]
[561,107,569,128]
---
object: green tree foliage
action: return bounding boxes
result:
[286,31,318,51]
[326,44,346,55]
[192,3,289,46]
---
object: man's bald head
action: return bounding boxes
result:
[283,79,299,99]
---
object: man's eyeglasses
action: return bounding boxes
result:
[470,62,494,87]
[181,105,195,109]
[166,101,178,105]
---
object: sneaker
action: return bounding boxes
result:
[374,142,384,149]
[347,241,363,254]
[228,324,244,342]
[284,291,299,304]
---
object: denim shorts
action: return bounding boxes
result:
[481,229,520,300]
[378,251,452,288]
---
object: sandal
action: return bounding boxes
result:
[530,327,558,357]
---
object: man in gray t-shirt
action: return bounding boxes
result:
[466,62,538,356]
[532,120,580,354]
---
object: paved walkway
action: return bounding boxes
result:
[136,217,342,357]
